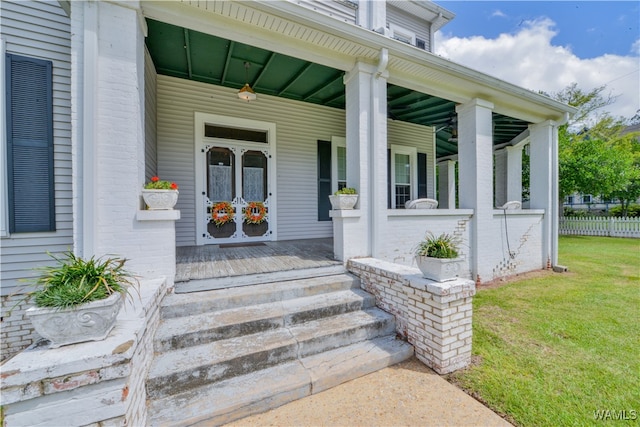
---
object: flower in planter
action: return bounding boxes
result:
[145,176,178,190]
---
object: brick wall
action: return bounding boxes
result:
[1,295,40,361]
[349,258,476,374]
[1,278,167,427]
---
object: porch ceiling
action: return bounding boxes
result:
[145,19,529,158]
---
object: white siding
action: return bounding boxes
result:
[144,47,157,181]
[289,0,357,24]
[157,75,437,246]
[157,75,345,245]
[387,4,431,51]
[0,0,72,295]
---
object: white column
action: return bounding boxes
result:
[72,1,177,283]
[494,149,508,208]
[506,145,523,203]
[437,160,456,209]
[339,61,387,261]
[457,98,494,282]
[529,120,556,268]
[357,0,386,33]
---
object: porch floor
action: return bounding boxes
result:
[175,238,340,283]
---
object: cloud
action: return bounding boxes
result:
[491,10,507,18]
[434,18,640,121]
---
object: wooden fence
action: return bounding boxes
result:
[559,217,640,238]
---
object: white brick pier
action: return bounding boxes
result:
[348,258,476,374]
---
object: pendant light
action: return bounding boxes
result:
[237,62,257,102]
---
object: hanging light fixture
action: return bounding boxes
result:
[448,116,458,142]
[237,62,256,102]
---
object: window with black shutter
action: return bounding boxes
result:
[317,140,332,221]
[6,53,55,233]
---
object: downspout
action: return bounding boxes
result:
[370,48,388,257]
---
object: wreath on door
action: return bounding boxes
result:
[211,201,235,227]
[244,201,267,224]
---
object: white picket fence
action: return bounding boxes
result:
[559,217,640,238]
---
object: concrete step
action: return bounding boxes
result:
[147,335,414,427]
[154,288,376,352]
[175,264,347,293]
[161,273,359,319]
[146,308,395,400]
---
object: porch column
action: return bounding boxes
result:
[457,99,494,282]
[338,61,387,261]
[494,145,523,208]
[529,120,557,267]
[356,0,386,34]
[71,1,178,283]
[437,160,456,209]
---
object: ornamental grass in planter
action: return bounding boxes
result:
[415,232,463,282]
[22,251,138,348]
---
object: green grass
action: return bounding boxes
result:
[448,236,640,426]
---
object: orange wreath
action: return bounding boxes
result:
[212,201,234,227]
[244,201,267,225]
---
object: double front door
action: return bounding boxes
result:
[198,142,272,244]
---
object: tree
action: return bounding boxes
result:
[551,84,638,208]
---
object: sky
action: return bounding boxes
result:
[433,1,640,121]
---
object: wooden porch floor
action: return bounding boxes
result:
[175,238,340,283]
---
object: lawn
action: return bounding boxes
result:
[448,236,640,426]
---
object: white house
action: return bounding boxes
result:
[1,1,576,424]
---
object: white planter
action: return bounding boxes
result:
[26,292,123,348]
[415,256,463,282]
[329,194,358,210]
[142,189,179,210]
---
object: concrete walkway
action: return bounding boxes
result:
[223,357,512,427]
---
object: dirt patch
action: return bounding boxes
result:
[479,269,555,289]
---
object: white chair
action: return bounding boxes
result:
[405,198,438,209]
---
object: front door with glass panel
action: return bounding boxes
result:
[196,115,275,245]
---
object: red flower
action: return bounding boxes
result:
[170,182,178,190]
[151,176,160,182]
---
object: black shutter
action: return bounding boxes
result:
[387,148,391,208]
[317,140,332,221]
[418,152,427,198]
[6,54,55,233]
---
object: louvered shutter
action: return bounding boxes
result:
[6,54,55,233]
[317,140,332,221]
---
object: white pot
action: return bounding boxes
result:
[26,293,123,348]
[329,194,358,210]
[142,189,179,210]
[415,255,463,282]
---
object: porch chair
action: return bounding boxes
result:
[405,198,438,209]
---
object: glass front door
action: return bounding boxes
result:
[202,144,271,244]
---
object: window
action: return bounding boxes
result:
[389,24,415,46]
[415,38,426,50]
[5,53,55,233]
[582,194,592,204]
[390,145,417,208]
[565,196,574,205]
[331,136,346,193]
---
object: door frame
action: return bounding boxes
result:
[194,112,277,245]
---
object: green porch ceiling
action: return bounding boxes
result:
[145,19,529,158]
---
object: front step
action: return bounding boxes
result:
[147,274,413,425]
[148,336,413,427]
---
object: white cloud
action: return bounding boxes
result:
[434,18,640,121]
[491,9,507,18]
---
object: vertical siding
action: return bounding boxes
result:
[388,120,436,198]
[387,4,431,51]
[144,48,157,180]
[157,75,437,246]
[0,0,72,295]
[292,0,357,24]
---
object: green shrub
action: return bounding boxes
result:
[335,187,357,195]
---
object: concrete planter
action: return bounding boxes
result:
[26,292,123,348]
[415,256,463,282]
[142,189,179,210]
[329,194,358,210]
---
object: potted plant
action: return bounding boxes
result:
[142,176,179,210]
[23,251,138,348]
[414,232,463,282]
[329,187,358,210]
